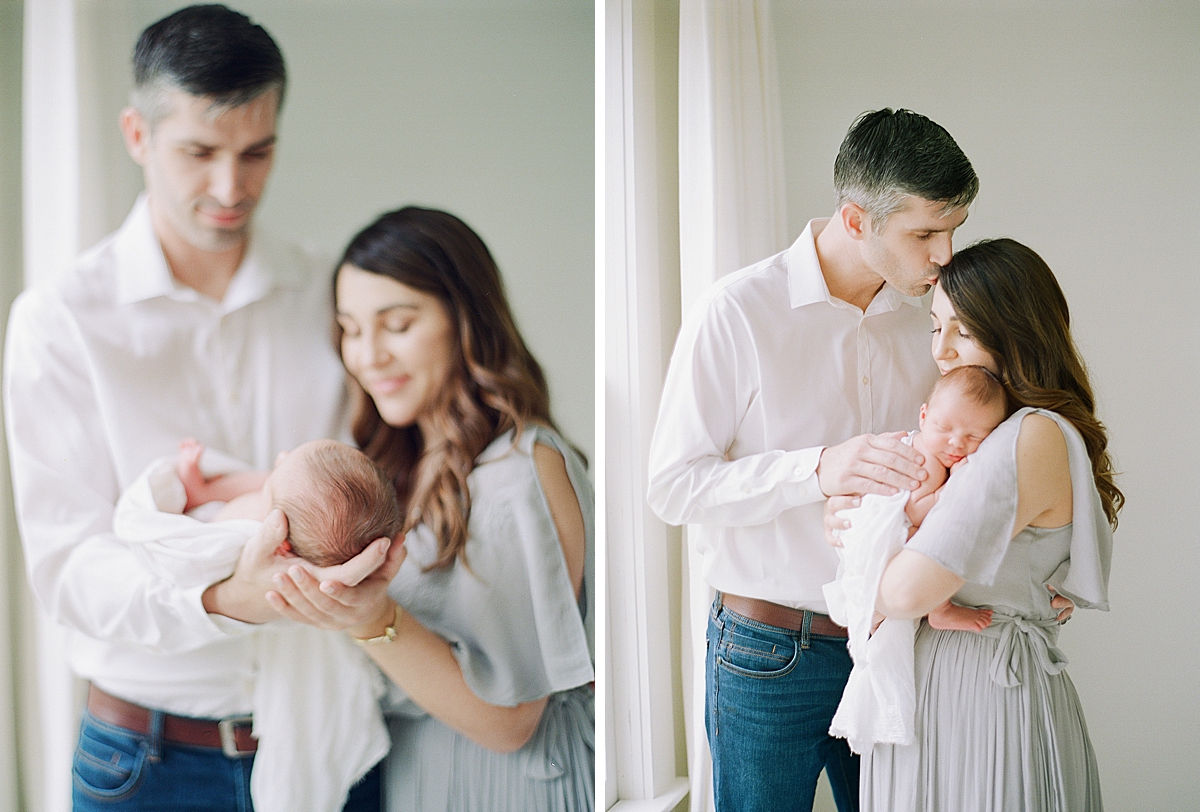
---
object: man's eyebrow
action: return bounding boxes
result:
[919,210,969,232]
[176,135,277,151]
[244,135,277,152]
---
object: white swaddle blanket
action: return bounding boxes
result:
[114,452,390,812]
[822,489,916,755]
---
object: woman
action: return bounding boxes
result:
[857,238,1120,810]
[267,207,594,811]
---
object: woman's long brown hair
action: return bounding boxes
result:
[335,207,556,570]
[939,238,1123,528]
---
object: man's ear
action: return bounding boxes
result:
[839,202,871,241]
[119,106,150,166]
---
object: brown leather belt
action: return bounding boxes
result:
[720,593,849,638]
[87,684,257,758]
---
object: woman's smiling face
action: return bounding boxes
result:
[929,283,999,376]
[335,264,457,433]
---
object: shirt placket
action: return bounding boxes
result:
[855,317,874,434]
[216,309,252,457]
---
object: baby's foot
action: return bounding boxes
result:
[927,602,993,633]
[177,438,210,511]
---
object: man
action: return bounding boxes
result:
[647,109,977,812]
[4,6,380,809]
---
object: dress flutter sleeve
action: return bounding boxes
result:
[388,426,595,707]
[908,407,1112,609]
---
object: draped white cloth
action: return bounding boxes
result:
[677,2,787,809]
[823,491,917,755]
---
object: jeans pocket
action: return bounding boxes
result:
[72,717,148,802]
[717,623,799,679]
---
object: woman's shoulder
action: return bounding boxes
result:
[1010,409,1073,467]
[475,424,586,472]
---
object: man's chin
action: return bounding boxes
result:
[191,225,250,253]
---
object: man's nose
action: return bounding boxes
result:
[209,157,244,207]
[930,235,953,268]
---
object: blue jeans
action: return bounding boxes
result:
[72,710,382,811]
[706,596,858,812]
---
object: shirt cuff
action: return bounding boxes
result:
[776,446,825,506]
[181,583,257,639]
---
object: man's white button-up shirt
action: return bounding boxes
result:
[4,196,349,717]
[648,219,939,612]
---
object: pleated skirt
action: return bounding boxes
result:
[384,685,594,812]
[862,623,1102,812]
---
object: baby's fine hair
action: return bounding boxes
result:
[274,441,402,567]
[929,365,1011,416]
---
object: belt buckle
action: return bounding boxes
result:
[217,715,254,759]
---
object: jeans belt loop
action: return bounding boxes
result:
[218,715,255,759]
[800,609,813,649]
[147,707,164,763]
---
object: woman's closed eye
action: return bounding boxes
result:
[383,316,413,333]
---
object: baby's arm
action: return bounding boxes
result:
[177,439,269,513]
[904,450,947,528]
[906,489,941,528]
[927,600,993,632]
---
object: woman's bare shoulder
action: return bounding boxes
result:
[1016,412,1068,461]
[1014,411,1072,528]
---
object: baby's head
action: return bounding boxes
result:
[919,366,1011,470]
[267,439,402,567]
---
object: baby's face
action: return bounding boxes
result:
[918,389,1007,469]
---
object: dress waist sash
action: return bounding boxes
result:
[977,611,1068,688]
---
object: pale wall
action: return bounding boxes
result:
[79,0,594,459]
[773,2,1200,809]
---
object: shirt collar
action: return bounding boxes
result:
[787,218,929,314]
[112,195,306,311]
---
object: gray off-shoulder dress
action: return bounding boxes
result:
[381,425,595,812]
[862,408,1112,812]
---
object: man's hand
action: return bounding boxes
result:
[1048,585,1075,623]
[202,508,298,623]
[824,495,860,547]
[817,432,926,498]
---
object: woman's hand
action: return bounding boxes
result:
[824,495,861,547]
[203,509,299,623]
[264,528,406,632]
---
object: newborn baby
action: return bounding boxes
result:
[177,437,401,566]
[904,365,1010,631]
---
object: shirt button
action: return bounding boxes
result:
[862,376,869,385]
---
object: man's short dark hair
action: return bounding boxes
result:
[833,108,978,232]
[131,4,286,126]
